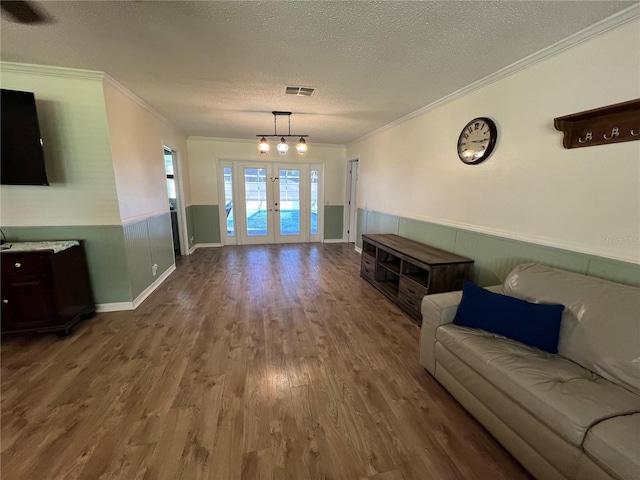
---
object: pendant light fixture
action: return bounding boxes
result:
[296,137,307,155]
[258,137,270,154]
[277,137,288,155]
[256,111,309,155]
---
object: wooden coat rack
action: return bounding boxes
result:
[554,99,640,149]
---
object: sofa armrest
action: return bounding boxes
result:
[419,284,503,375]
[419,291,463,374]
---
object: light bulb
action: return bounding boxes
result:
[277,137,288,155]
[296,138,307,155]
[258,137,269,154]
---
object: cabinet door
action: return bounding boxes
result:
[2,276,54,331]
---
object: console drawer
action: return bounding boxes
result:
[399,277,428,304]
[398,291,422,313]
[361,254,375,270]
[1,253,48,277]
[361,263,375,281]
[361,253,375,281]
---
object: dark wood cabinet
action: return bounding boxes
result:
[1,242,95,335]
[361,234,473,323]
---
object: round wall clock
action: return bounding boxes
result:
[457,117,497,164]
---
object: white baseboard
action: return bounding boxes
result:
[95,264,176,313]
[133,264,176,308]
[323,239,346,244]
[189,243,222,253]
[355,246,362,254]
[96,302,134,312]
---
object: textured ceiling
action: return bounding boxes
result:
[1,1,637,145]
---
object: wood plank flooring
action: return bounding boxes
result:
[1,244,532,480]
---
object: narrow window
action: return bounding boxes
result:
[224,167,234,236]
[310,169,319,235]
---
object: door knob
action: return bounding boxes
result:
[14,262,21,268]
[2,299,8,304]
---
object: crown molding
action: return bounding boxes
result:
[188,136,256,143]
[351,5,640,145]
[0,62,180,133]
[102,74,176,130]
[0,61,104,80]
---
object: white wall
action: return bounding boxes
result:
[0,64,121,226]
[347,20,640,263]
[187,137,347,206]
[103,79,190,223]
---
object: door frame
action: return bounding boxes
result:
[217,159,323,246]
[163,146,189,256]
[344,158,359,243]
[218,160,239,246]
[309,163,324,243]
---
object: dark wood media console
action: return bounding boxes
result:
[360,233,473,323]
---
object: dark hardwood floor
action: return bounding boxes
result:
[1,243,532,479]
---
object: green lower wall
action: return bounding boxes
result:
[4,213,177,305]
[324,205,344,240]
[123,213,175,299]
[186,205,221,245]
[1,225,131,304]
[186,205,195,248]
[357,209,640,287]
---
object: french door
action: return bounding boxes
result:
[219,161,322,245]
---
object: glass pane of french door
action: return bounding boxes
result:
[244,168,268,237]
[223,167,234,236]
[278,169,301,235]
[310,169,318,235]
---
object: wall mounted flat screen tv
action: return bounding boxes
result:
[1,88,49,185]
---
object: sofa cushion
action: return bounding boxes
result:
[503,263,640,395]
[583,413,640,480]
[437,324,640,446]
[453,280,564,353]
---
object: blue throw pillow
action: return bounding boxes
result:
[453,281,564,354]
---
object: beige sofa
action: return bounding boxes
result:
[419,263,640,480]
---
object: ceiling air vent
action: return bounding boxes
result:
[285,86,315,97]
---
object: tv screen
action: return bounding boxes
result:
[1,88,49,185]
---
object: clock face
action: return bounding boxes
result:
[457,117,497,164]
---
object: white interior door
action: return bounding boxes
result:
[274,164,307,244]
[238,163,274,245]
[349,160,358,243]
[345,159,358,243]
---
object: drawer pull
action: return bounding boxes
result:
[407,288,416,294]
[2,299,8,304]
[14,262,21,268]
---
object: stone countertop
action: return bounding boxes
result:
[0,240,80,254]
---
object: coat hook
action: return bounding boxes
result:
[578,131,593,143]
[603,127,620,140]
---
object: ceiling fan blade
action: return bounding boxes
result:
[1,1,51,24]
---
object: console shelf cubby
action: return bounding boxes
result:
[360,233,474,324]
